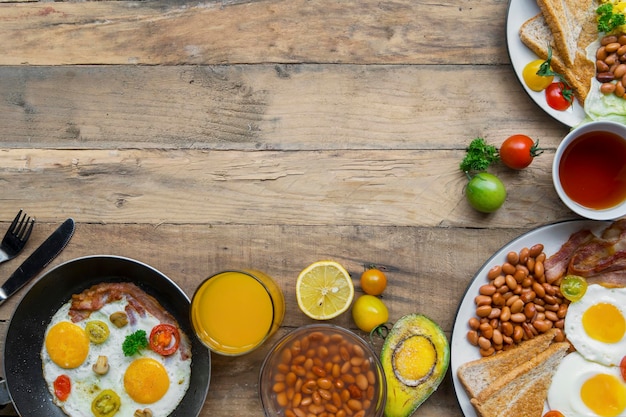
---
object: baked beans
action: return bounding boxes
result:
[266,328,382,416]
[467,244,569,356]
[597,33,626,99]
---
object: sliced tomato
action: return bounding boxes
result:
[54,374,71,401]
[621,356,626,381]
[543,411,565,417]
[545,82,573,111]
[149,323,180,356]
[91,389,121,417]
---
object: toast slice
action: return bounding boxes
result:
[469,342,570,417]
[456,329,558,399]
[536,0,599,68]
[519,12,596,104]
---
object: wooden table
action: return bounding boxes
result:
[0,0,578,415]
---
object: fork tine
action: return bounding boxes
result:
[8,209,23,233]
[9,210,34,241]
[14,212,29,236]
[19,216,35,241]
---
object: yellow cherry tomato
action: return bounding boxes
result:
[560,275,588,302]
[91,389,121,417]
[522,59,554,92]
[352,295,389,332]
[85,320,110,344]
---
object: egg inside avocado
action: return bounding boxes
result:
[381,314,450,417]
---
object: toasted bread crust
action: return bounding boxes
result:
[469,342,570,417]
[518,0,599,105]
[456,329,558,399]
[536,0,595,67]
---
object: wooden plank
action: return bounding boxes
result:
[0,223,524,323]
[0,148,573,227]
[0,0,507,66]
[0,65,570,149]
[0,222,527,416]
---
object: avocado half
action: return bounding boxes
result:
[381,314,450,417]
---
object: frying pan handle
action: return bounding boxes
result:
[0,378,10,408]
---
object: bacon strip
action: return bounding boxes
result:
[68,282,191,360]
[587,270,626,288]
[568,220,626,278]
[544,229,594,284]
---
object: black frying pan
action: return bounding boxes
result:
[1,255,211,416]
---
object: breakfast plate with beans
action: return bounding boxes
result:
[506,0,586,127]
[450,219,608,417]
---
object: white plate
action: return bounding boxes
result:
[450,219,609,416]
[506,0,586,127]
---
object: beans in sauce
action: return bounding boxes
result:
[467,243,569,356]
[266,328,382,416]
[597,33,626,99]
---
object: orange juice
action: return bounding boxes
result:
[190,270,285,356]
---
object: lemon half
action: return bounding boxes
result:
[296,261,354,320]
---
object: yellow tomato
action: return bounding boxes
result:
[352,295,389,332]
[522,59,554,92]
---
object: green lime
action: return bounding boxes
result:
[466,172,507,213]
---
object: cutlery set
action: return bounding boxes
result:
[0,211,75,306]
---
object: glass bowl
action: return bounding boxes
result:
[190,269,285,356]
[259,324,386,417]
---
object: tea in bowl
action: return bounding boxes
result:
[552,120,626,220]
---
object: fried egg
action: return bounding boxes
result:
[41,297,191,417]
[548,351,626,417]
[564,284,626,366]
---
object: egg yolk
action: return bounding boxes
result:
[582,303,625,343]
[581,373,626,417]
[45,321,90,369]
[124,358,169,404]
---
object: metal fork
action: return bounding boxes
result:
[0,210,35,264]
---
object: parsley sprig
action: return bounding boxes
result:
[460,138,499,173]
[122,329,148,356]
[597,3,626,33]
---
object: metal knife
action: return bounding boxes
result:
[0,218,75,306]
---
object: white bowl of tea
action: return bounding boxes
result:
[552,120,626,220]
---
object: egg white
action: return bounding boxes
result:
[41,298,191,417]
[564,284,626,366]
[547,351,626,417]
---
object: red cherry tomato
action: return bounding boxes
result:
[543,411,565,417]
[149,323,180,356]
[621,356,626,381]
[54,374,71,401]
[545,82,573,111]
[499,135,544,170]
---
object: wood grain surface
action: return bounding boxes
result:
[0,0,582,415]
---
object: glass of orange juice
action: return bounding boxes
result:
[190,270,285,356]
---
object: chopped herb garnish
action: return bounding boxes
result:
[122,329,148,356]
[597,3,626,33]
[460,138,499,173]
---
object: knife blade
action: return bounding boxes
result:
[0,218,75,306]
